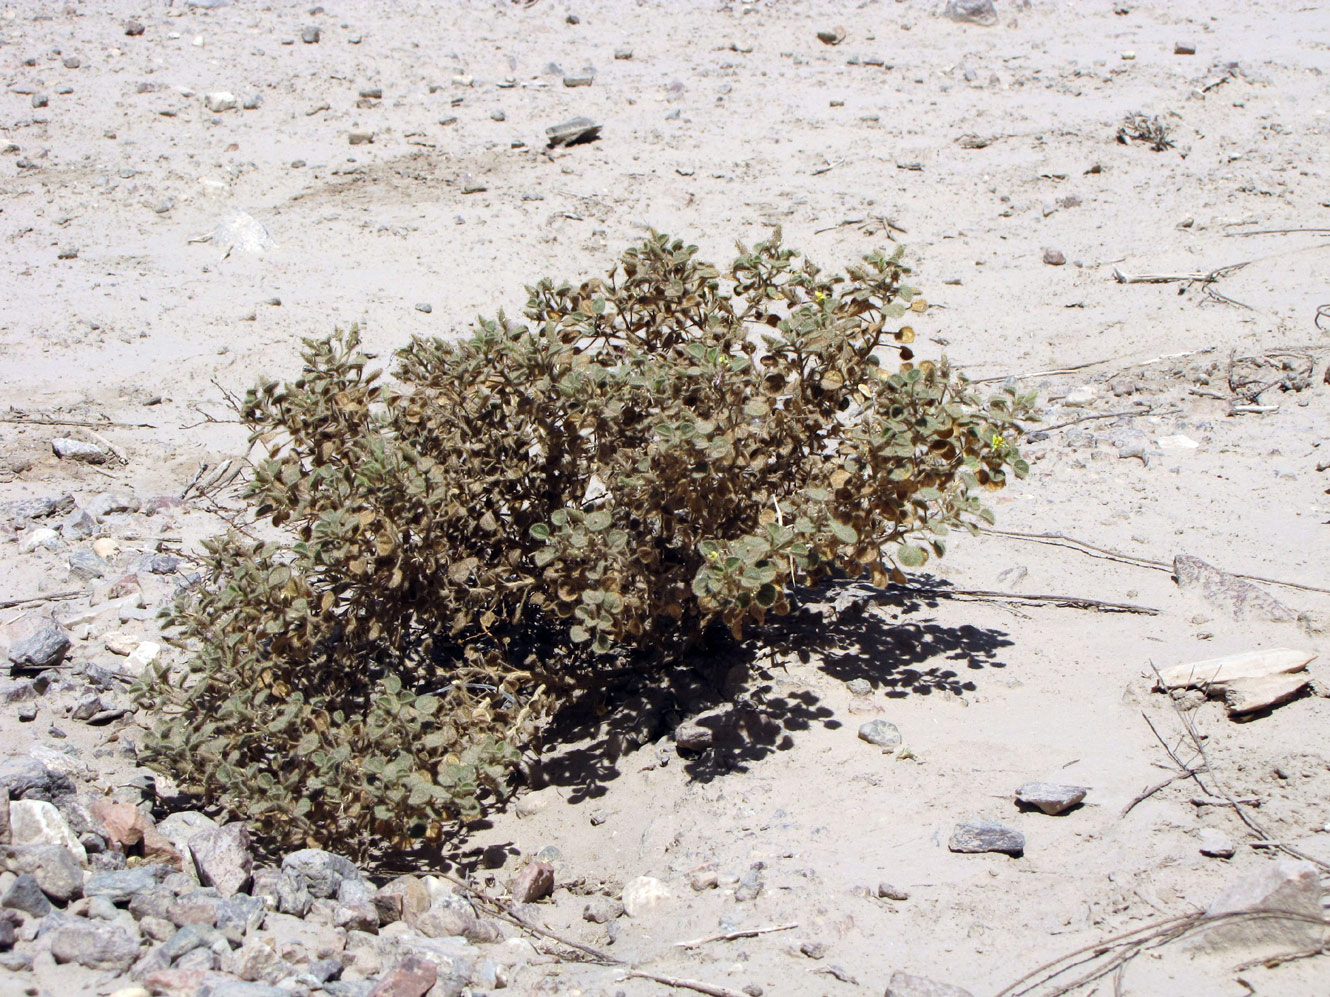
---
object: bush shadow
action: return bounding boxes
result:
[528,574,1014,800]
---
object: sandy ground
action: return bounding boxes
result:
[3,1,1330,994]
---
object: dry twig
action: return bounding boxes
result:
[676,922,797,949]
[0,590,82,611]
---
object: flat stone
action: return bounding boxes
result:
[0,844,83,901]
[948,821,1024,857]
[1199,829,1235,859]
[51,438,110,463]
[621,876,670,917]
[1204,859,1323,952]
[369,955,438,997]
[886,971,976,997]
[7,623,71,670]
[858,720,901,749]
[189,824,252,897]
[282,848,360,899]
[1174,554,1298,623]
[48,918,141,970]
[205,91,237,112]
[1014,782,1088,816]
[85,864,171,903]
[251,867,310,916]
[582,897,623,923]
[413,904,502,944]
[1043,248,1066,266]
[545,116,601,148]
[511,861,553,903]
[1225,673,1311,717]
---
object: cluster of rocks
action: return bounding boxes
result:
[2,489,187,738]
[0,754,534,995]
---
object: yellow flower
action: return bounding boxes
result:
[992,434,1006,449]
[814,290,826,302]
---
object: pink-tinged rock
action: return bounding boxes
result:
[511,861,554,903]
[188,823,253,897]
[368,955,438,997]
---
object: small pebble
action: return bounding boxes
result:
[877,883,910,901]
[414,302,432,314]
[124,20,145,36]
[32,94,49,108]
[301,26,321,44]
[1043,248,1066,266]
[63,56,81,69]
[857,720,901,749]
[1175,41,1196,55]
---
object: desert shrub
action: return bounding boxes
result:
[138,231,1033,859]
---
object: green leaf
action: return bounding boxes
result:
[383,673,402,696]
[897,545,928,567]
[569,625,590,643]
[584,509,612,532]
[529,523,551,540]
[829,520,858,544]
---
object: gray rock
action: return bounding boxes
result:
[845,678,872,696]
[0,756,74,802]
[129,887,173,921]
[281,848,360,899]
[0,918,13,952]
[3,873,52,916]
[86,864,171,903]
[301,26,321,44]
[69,549,111,580]
[1,845,83,901]
[877,882,910,901]
[1043,248,1066,266]
[414,302,432,313]
[87,895,118,919]
[86,491,140,520]
[61,507,95,539]
[949,821,1025,857]
[0,787,7,842]
[886,971,976,997]
[251,866,311,916]
[48,918,141,970]
[189,824,252,897]
[242,93,262,110]
[159,922,229,963]
[857,720,901,749]
[944,0,997,26]
[563,68,596,87]
[217,893,266,935]
[545,116,601,148]
[1199,829,1236,859]
[51,438,110,464]
[1204,859,1323,951]
[582,897,623,923]
[7,624,71,670]
[1,494,74,526]
[204,91,237,112]
[124,20,145,36]
[1014,782,1087,816]
[673,719,713,752]
[735,863,764,902]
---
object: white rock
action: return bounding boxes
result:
[1158,648,1315,691]
[213,211,275,257]
[9,800,88,866]
[1063,385,1097,407]
[621,876,670,917]
[18,528,60,554]
[204,91,236,112]
[52,438,110,464]
[92,538,119,560]
[124,641,162,675]
[103,632,139,656]
[1157,434,1199,450]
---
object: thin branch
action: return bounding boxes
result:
[904,586,1159,615]
[968,357,1116,385]
[675,922,797,949]
[977,527,1330,597]
[1223,227,1330,237]
[622,970,751,997]
[0,415,157,429]
[1120,771,1195,818]
[1036,407,1171,435]
[0,590,83,611]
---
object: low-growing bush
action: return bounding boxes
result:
[138,231,1033,859]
